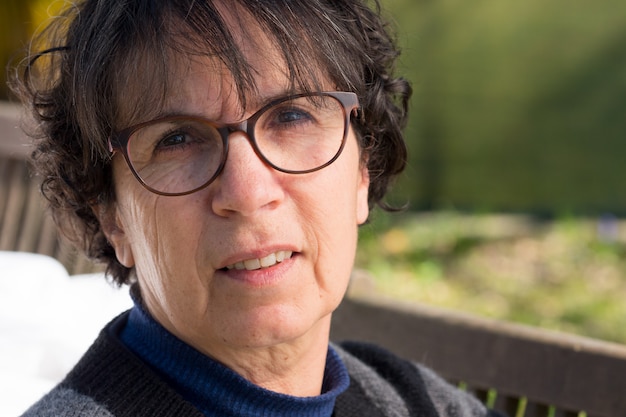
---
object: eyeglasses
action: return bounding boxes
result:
[109,91,360,196]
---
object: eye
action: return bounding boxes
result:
[153,126,208,154]
[158,132,188,149]
[276,108,311,124]
[264,106,316,132]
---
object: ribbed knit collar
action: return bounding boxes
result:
[119,300,349,417]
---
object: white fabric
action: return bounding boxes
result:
[0,251,132,416]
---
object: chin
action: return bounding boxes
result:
[223,303,334,349]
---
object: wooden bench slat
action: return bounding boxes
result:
[16,178,46,252]
[0,101,31,159]
[551,409,580,417]
[35,212,60,257]
[0,159,29,250]
[0,158,12,234]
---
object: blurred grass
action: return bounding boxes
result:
[356,211,626,345]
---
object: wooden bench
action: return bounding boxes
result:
[331,291,626,417]
[0,101,98,275]
[3,101,626,417]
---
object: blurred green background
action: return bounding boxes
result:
[2,0,626,344]
[386,0,626,215]
[3,0,626,215]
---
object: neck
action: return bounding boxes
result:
[214,315,333,396]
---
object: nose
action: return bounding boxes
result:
[211,131,284,217]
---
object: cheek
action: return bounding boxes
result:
[113,166,200,282]
[131,202,200,273]
[306,157,364,283]
[121,197,210,317]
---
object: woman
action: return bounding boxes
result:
[12,0,502,416]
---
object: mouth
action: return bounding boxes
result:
[224,250,294,271]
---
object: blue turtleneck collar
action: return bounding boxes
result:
[119,299,349,417]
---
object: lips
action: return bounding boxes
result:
[225,250,293,271]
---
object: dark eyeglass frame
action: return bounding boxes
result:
[108,91,360,196]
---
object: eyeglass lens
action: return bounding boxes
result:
[124,93,350,195]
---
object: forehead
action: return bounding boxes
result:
[113,4,325,128]
[160,44,290,121]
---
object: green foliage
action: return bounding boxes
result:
[357,211,626,344]
[384,0,626,214]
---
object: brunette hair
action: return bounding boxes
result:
[10,0,411,285]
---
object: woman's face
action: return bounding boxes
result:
[103,11,369,362]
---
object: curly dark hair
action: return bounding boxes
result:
[9,0,411,285]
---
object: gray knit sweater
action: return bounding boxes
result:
[21,312,500,417]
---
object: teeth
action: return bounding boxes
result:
[244,258,261,270]
[226,251,293,271]
[260,253,276,268]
